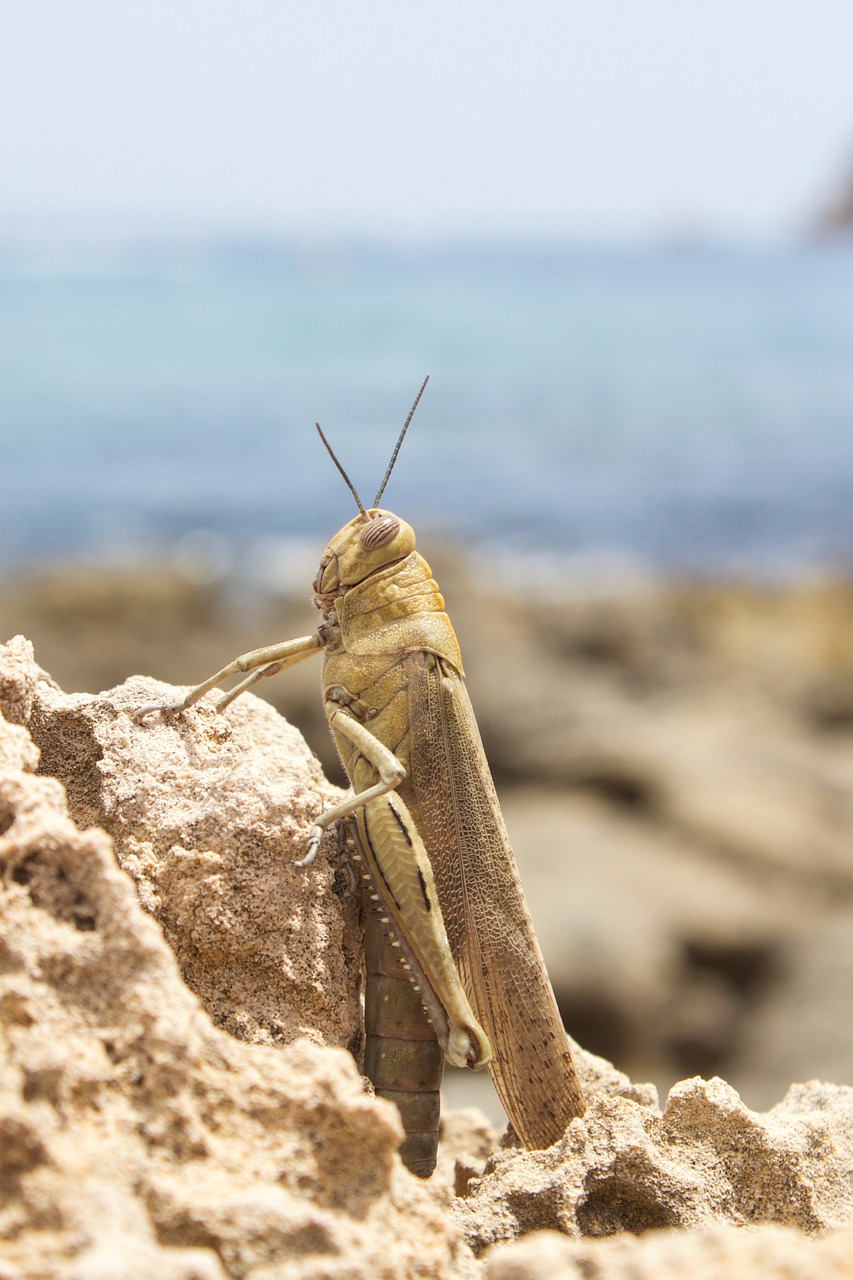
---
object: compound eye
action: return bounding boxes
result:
[360,514,400,551]
[312,554,332,594]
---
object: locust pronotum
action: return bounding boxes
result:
[135,378,586,1176]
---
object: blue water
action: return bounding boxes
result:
[2,234,853,577]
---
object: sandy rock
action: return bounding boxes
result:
[438,1051,657,1193]
[0,636,476,1279]
[456,1076,853,1254]
[436,1107,502,1196]
[4,635,360,1054]
[483,1223,853,1279]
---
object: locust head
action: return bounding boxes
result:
[311,376,428,599]
[313,509,416,595]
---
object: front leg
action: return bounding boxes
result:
[297,708,406,867]
[133,633,324,722]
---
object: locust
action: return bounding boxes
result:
[135,378,586,1175]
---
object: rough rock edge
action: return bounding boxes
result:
[455,1073,853,1254]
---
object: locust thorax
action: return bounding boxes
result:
[312,509,416,599]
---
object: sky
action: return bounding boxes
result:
[0,2,852,239]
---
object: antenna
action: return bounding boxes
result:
[315,422,367,517]
[373,375,429,507]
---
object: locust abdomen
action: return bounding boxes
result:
[363,901,443,1178]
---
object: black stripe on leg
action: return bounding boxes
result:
[388,800,414,847]
[363,814,403,914]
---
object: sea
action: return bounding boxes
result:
[2,229,853,584]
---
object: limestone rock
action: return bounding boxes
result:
[483,1223,853,1279]
[456,1076,853,1254]
[0,636,476,1279]
[4,635,360,1054]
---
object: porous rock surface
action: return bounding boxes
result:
[0,637,474,1279]
[457,1076,853,1254]
[2,633,853,1279]
[483,1223,853,1279]
[7,634,360,1053]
